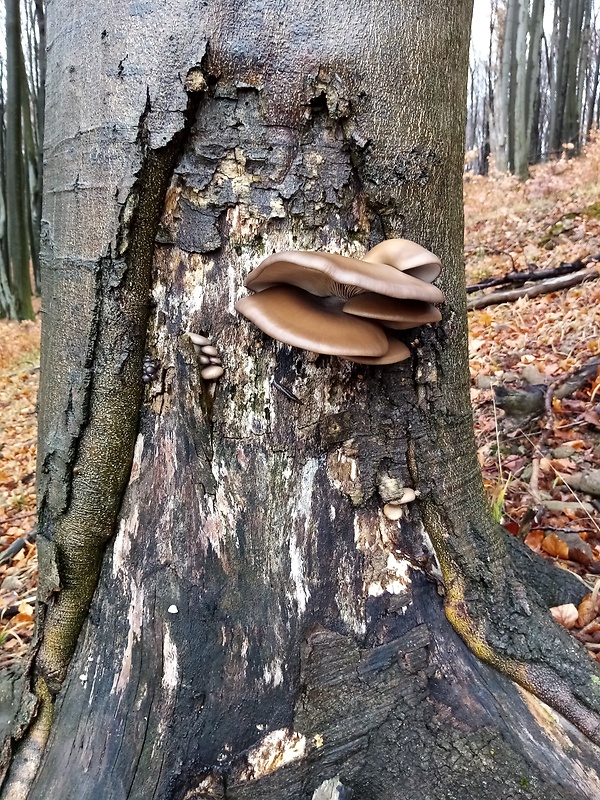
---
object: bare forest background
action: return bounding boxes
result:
[469,0,599,179]
[0,0,44,322]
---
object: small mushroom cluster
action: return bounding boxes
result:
[188,332,224,380]
[235,239,444,364]
[142,355,159,384]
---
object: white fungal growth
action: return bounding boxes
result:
[112,504,139,578]
[288,459,318,613]
[129,433,144,483]
[417,520,443,581]
[263,658,284,687]
[289,534,310,614]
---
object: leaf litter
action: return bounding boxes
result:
[4,139,600,670]
[0,317,39,671]
[466,135,600,662]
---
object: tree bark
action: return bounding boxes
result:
[513,0,530,179]
[4,1,600,798]
[5,0,34,320]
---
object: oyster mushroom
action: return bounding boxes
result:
[235,240,445,364]
[363,238,442,283]
[244,250,444,304]
[236,285,390,358]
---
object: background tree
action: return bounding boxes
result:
[469,0,600,177]
[4,1,600,798]
[0,0,45,319]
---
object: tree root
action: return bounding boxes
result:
[423,498,600,746]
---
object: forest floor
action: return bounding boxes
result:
[3,139,600,667]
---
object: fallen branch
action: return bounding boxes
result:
[0,510,36,528]
[554,356,600,400]
[467,266,600,310]
[466,258,594,294]
[0,529,36,565]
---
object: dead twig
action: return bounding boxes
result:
[467,266,600,310]
[466,258,593,294]
[0,510,36,527]
[0,528,36,565]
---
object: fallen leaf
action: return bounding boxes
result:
[578,594,599,627]
[525,529,544,552]
[541,533,570,559]
[551,603,579,629]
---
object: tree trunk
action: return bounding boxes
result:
[4,0,34,320]
[4,1,600,798]
[494,0,516,172]
[513,0,530,179]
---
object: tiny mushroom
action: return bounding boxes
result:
[235,239,444,364]
[188,332,224,381]
[383,488,417,520]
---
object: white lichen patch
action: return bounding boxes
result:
[287,459,318,614]
[112,504,139,578]
[236,728,306,783]
[368,581,385,597]
[417,520,442,581]
[263,658,284,687]
[312,776,349,800]
[161,624,179,693]
[111,576,144,695]
[289,533,310,614]
[129,433,144,483]
[386,553,411,588]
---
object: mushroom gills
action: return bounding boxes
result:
[245,250,444,303]
[343,294,442,328]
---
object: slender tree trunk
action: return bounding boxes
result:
[548,0,569,155]
[5,0,34,320]
[585,28,600,137]
[513,0,530,179]
[526,0,545,164]
[32,0,46,294]
[495,0,518,171]
[4,1,600,798]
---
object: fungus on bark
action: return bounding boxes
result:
[188,332,224,380]
[235,240,444,364]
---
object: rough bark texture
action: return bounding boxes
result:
[3,1,600,798]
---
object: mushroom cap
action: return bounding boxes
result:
[342,294,442,328]
[364,239,442,283]
[236,285,391,357]
[343,337,410,365]
[245,250,444,304]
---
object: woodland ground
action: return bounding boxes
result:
[2,139,600,666]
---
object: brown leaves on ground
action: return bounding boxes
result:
[466,136,600,654]
[551,583,600,662]
[0,315,40,670]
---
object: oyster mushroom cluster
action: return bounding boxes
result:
[235,239,445,364]
[188,332,224,380]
